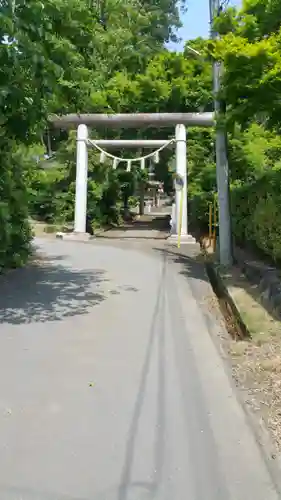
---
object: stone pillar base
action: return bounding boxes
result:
[56,231,91,242]
[167,233,198,245]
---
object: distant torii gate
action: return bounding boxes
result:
[50,112,214,244]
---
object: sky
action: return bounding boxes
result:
[169,0,242,51]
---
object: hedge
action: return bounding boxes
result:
[0,145,32,271]
[190,168,281,264]
[231,168,281,263]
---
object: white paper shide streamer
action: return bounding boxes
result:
[154,151,159,164]
[100,151,106,163]
[112,158,118,169]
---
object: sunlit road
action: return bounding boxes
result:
[0,237,278,500]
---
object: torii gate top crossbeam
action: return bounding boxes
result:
[50,112,214,129]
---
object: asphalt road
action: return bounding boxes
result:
[0,237,279,500]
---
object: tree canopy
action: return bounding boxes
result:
[212,0,281,128]
[1,0,186,140]
[2,0,281,267]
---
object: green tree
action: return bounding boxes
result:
[0,0,186,269]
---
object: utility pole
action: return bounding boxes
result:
[209,0,232,266]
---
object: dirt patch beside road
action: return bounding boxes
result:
[207,259,281,458]
[224,269,281,454]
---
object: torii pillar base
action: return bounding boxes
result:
[167,233,198,245]
[56,231,91,242]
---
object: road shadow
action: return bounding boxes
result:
[118,255,167,500]
[152,246,208,281]
[152,246,215,310]
[0,259,107,325]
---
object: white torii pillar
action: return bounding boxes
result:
[74,124,88,235]
[169,124,196,244]
[176,124,187,236]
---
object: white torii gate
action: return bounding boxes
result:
[50,112,214,243]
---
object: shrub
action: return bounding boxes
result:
[231,169,281,262]
[0,143,32,270]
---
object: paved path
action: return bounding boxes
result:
[0,237,279,500]
[97,215,169,240]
